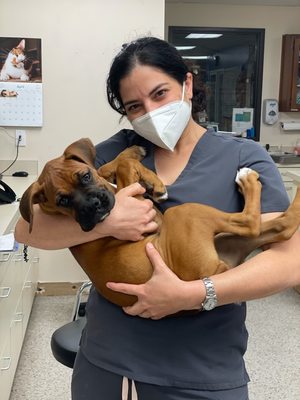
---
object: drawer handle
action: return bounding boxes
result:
[14,312,23,322]
[0,287,11,298]
[24,281,32,289]
[1,357,11,370]
[13,254,23,262]
[0,253,10,262]
[33,257,39,263]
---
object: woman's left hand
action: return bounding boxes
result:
[106,242,200,319]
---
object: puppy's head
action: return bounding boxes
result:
[20,138,115,233]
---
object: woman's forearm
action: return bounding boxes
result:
[15,205,102,250]
[184,232,300,313]
[210,231,300,307]
[15,183,158,250]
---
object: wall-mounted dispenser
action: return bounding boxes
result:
[263,99,279,125]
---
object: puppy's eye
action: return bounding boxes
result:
[57,196,71,208]
[81,171,91,184]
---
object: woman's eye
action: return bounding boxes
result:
[81,171,91,184]
[155,89,167,99]
[58,196,70,208]
[127,103,140,113]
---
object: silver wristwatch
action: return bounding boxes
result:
[201,277,218,311]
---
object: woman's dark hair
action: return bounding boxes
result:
[106,37,206,118]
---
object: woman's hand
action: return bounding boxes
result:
[106,242,204,319]
[100,183,158,241]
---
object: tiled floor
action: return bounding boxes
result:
[9,289,300,400]
[10,296,73,400]
[245,289,300,400]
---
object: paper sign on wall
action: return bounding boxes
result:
[232,108,253,136]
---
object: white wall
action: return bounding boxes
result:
[166,2,300,146]
[0,0,165,282]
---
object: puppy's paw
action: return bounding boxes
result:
[154,190,168,203]
[235,167,255,185]
[142,181,168,203]
[128,145,146,160]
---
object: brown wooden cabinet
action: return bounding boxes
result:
[279,34,300,112]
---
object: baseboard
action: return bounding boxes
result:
[36,281,86,296]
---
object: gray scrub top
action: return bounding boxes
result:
[79,129,289,390]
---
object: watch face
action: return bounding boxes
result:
[203,298,217,311]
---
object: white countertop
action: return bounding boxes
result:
[275,163,300,168]
[286,170,300,183]
[0,175,36,235]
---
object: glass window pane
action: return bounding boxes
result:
[168,27,264,140]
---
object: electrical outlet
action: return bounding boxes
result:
[16,130,26,147]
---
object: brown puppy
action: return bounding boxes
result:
[20,138,300,309]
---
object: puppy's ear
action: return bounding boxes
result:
[64,138,96,166]
[19,181,47,233]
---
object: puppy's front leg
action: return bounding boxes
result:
[98,146,146,183]
[115,159,167,203]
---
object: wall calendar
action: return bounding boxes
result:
[0,81,43,127]
[0,37,42,127]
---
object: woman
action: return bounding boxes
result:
[15,37,300,400]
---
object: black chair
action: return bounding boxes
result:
[51,281,92,368]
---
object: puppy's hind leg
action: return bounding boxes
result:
[210,169,262,238]
[255,185,300,247]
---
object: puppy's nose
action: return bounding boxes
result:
[93,197,101,208]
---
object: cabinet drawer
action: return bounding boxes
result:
[0,248,24,288]
[21,245,37,281]
[0,310,10,363]
[0,252,12,286]
[0,263,17,319]
[4,212,20,236]
[0,336,13,400]
[2,252,24,297]
[279,35,300,112]
[0,256,23,347]
[0,289,15,349]
[10,297,23,380]
[22,261,38,335]
[0,251,24,288]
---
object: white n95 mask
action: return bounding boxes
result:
[131,83,191,151]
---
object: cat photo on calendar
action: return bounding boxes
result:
[0,37,42,83]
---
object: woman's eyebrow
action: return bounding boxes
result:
[148,82,169,96]
[123,98,139,107]
[123,83,169,107]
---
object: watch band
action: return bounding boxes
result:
[201,277,218,311]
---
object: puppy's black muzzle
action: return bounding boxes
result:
[74,187,115,232]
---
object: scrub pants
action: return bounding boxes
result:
[71,349,249,400]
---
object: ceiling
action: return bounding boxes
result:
[166,0,300,6]
[170,29,258,56]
